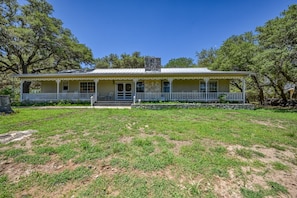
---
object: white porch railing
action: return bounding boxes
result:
[23,93,57,101]
[136,92,243,102]
[22,92,244,102]
[22,93,94,101]
[135,92,170,101]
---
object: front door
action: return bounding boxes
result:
[116,83,132,100]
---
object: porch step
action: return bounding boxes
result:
[94,101,132,106]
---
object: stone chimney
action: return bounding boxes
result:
[145,57,161,72]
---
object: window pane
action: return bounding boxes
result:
[63,81,69,91]
[209,82,217,92]
[118,84,123,91]
[88,82,95,93]
[200,82,206,92]
[80,82,95,93]
[80,82,88,93]
[163,82,170,92]
[136,82,144,92]
[126,83,131,91]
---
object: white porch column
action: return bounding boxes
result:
[242,78,246,104]
[94,79,99,101]
[168,78,173,101]
[56,79,60,100]
[133,79,138,99]
[204,78,209,102]
[20,80,24,102]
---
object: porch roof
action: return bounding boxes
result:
[88,68,213,74]
[15,68,252,80]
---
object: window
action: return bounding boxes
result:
[209,81,217,92]
[126,83,131,91]
[80,82,95,93]
[163,81,170,92]
[136,82,144,92]
[200,81,206,92]
[199,81,217,92]
[62,81,69,91]
[118,83,123,91]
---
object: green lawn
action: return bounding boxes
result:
[0,108,296,197]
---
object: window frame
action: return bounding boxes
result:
[62,81,69,91]
[199,80,218,92]
[209,81,218,92]
[136,81,144,92]
[80,82,95,93]
[199,81,206,92]
[163,81,170,93]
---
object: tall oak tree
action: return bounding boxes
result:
[0,0,93,93]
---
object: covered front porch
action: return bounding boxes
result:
[19,77,247,103]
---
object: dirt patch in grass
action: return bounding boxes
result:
[0,159,31,182]
[226,144,296,165]
[160,134,192,155]
[118,136,133,144]
[119,133,192,155]
[1,130,297,197]
[213,170,243,197]
[18,176,93,198]
[18,186,48,198]
[251,119,286,129]
[46,130,81,146]
[0,155,76,182]
[224,144,297,196]
[94,160,207,195]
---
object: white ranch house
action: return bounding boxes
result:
[16,67,251,104]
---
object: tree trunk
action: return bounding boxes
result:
[231,80,243,92]
[21,60,31,93]
[266,75,288,103]
[277,84,288,103]
[23,81,31,93]
[251,75,264,105]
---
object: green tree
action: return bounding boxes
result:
[196,47,217,68]
[255,4,297,102]
[95,51,144,68]
[164,57,195,68]
[0,0,93,93]
[95,55,113,68]
[208,32,266,103]
[195,5,297,104]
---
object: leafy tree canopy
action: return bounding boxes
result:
[164,57,195,68]
[211,32,257,71]
[253,4,297,102]
[95,51,144,68]
[195,5,297,103]
[256,4,297,82]
[196,47,217,68]
[0,0,93,76]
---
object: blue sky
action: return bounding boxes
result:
[44,1,295,65]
